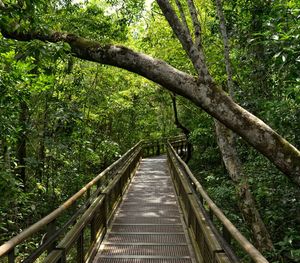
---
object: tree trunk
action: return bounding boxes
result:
[214,0,274,252]
[215,121,274,251]
[171,93,192,162]
[1,29,300,186]
[37,95,48,181]
[2,138,11,170]
[16,99,28,189]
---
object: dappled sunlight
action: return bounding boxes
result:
[93,155,193,262]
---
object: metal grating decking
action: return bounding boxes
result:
[93,156,195,263]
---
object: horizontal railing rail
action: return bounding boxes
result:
[1,136,265,263]
[0,141,142,263]
[167,142,269,263]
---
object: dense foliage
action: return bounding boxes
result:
[0,0,299,262]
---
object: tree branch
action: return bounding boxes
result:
[174,0,191,38]
[215,0,234,96]
[171,93,192,162]
[186,0,202,52]
[171,93,190,136]
[156,0,211,82]
[1,28,299,186]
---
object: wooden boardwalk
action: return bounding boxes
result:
[93,156,196,263]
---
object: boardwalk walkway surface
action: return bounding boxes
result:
[93,155,196,263]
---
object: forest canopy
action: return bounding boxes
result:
[0,0,299,262]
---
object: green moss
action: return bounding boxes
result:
[66,34,100,50]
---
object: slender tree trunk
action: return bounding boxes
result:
[250,3,270,92]
[2,138,11,171]
[170,93,192,162]
[214,0,274,252]
[16,99,29,189]
[38,95,48,182]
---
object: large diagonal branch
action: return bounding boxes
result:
[1,28,299,186]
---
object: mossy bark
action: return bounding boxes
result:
[1,28,299,186]
[214,0,274,252]
[215,121,274,252]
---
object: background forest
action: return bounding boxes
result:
[0,0,299,262]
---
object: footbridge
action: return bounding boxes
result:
[0,138,269,263]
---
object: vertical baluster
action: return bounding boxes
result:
[129,162,132,178]
[86,188,91,201]
[119,173,123,196]
[46,220,56,254]
[104,194,108,230]
[77,231,84,263]
[59,249,67,263]
[209,207,214,221]
[156,141,160,155]
[91,217,96,243]
[199,195,203,204]
[96,179,101,195]
[187,194,193,227]
[222,226,232,245]
[8,248,15,263]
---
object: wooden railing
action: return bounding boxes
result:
[0,142,142,263]
[167,141,269,263]
[143,135,187,158]
[1,137,268,263]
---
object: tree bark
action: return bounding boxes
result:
[170,93,192,162]
[215,121,274,251]
[16,99,29,189]
[214,0,274,252]
[0,29,299,186]
[2,138,11,170]
[37,95,48,181]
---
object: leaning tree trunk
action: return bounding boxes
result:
[214,0,274,252]
[215,121,274,251]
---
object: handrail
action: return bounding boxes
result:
[0,141,142,260]
[44,146,142,263]
[167,142,269,263]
